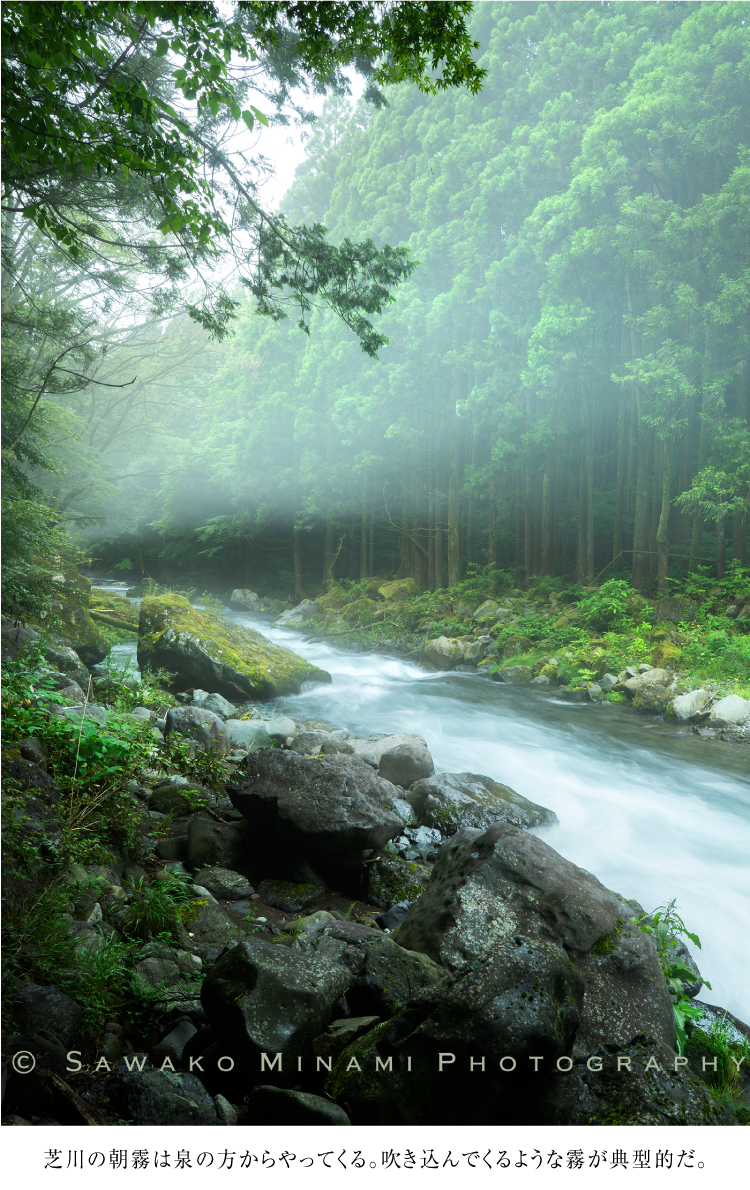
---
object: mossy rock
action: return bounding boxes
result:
[317,586,348,610]
[256,880,324,913]
[364,578,386,599]
[377,578,419,602]
[651,640,682,669]
[44,560,109,665]
[368,855,431,910]
[137,594,331,700]
[149,781,211,814]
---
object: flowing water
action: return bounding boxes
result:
[104,584,750,1020]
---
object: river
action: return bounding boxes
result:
[105,586,750,1021]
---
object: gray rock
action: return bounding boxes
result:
[263,715,297,740]
[191,690,237,719]
[530,675,550,685]
[214,1094,238,1125]
[375,902,413,932]
[52,703,110,726]
[619,667,671,698]
[587,683,603,701]
[664,688,710,724]
[632,683,675,715]
[248,1085,350,1125]
[154,835,188,862]
[407,772,556,834]
[654,596,696,624]
[150,779,210,814]
[378,743,434,788]
[225,719,270,751]
[393,823,675,1054]
[326,934,583,1125]
[165,706,228,755]
[495,665,534,684]
[349,733,428,767]
[229,588,259,610]
[150,1018,197,1066]
[312,1016,381,1065]
[18,736,49,766]
[276,599,320,625]
[599,673,619,694]
[0,618,40,664]
[177,900,243,950]
[193,867,255,900]
[473,600,499,620]
[185,818,247,872]
[12,982,83,1047]
[708,694,750,727]
[102,1069,217,1125]
[256,879,323,913]
[5,795,64,861]
[227,749,402,860]
[391,797,418,826]
[45,644,85,672]
[201,937,351,1079]
[367,854,431,909]
[134,956,181,987]
[289,730,330,755]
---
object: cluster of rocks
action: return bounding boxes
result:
[5,696,744,1127]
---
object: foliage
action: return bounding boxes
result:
[635,900,711,1056]
[121,869,195,941]
[577,581,634,633]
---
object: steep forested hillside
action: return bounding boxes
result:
[5,2,750,600]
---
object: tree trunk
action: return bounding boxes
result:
[716,517,726,580]
[293,525,305,600]
[656,438,671,595]
[448,383,461,589]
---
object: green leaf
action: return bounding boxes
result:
[250,105,268,128]
[155,37,169,57]
[241,110,254,132]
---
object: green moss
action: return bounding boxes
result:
[591,916,625,956]
[137,594,330,698]
[325,1019,392,1100]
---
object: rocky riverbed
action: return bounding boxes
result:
[3,612,749,1127]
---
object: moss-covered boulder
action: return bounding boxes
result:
[340,598,379,624]
[89,588,139,638]
[45,560,109,665]
[651,639,682,669]
[137,594,331,699]
[377,578,418,602]
[367,854,431,909]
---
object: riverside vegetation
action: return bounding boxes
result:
[1,566,749,1127]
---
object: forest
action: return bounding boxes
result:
[4,0,749,608]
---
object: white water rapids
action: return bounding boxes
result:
[107,586,750,1021]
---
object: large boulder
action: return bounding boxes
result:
[201,937,351,1081]
[100,1069,217,1126]
[138,594,330,700]
[378,742,434,788]
[618,667,671,698]
[708,694,750,727]
[393,823,675,1055]
[348,733,429,768]
[165,706,229,754]
[46,561,110,665]
[654,596,696,624]
[225,719,271,751]
[191,690,237,719]
[421,637,485,671]
[229,589,259,610]
[377,579,418,602]
[227,750,403,860]
[325,935,583,1125]
[1,617,40,664]
[632,683,676,715]
[185,818,248,872]
[664,688,710,724]
[276,599,319,626]
[407,772,557,834]
[12,983,83,1047]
